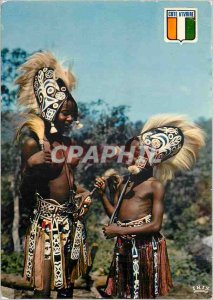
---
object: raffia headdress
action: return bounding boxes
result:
[128,114,205,183]
[15,51,79,148]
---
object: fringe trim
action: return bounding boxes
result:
[23,220,91,290]
[70,240,91,283]
[34,230,45,290]
[105,236,173,299]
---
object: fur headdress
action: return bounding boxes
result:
[16,51,76,114]
[128,114,205,183]
[140,114,205,183]
[15,52,79,146]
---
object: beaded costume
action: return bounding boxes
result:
[23,195,91,290]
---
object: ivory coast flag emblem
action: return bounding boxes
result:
[164,8,198,43]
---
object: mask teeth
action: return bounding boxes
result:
[128,165,141,174]
[75,121,83,129]
[135,156,147,169]
[137,163,146,169]
[50,122,58,134]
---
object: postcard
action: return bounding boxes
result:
[1,1,212,299]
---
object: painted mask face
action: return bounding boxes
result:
[140,126,184,164]
[33,67,78,124]
[128,126,184,174]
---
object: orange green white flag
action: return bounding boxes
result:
[165,9,197,43]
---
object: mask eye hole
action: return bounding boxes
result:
[46,86,55,95]
[144,139,151,145]
[151,138,161,149]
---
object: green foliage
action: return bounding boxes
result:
[85,201,106,244]
[1,48,29,110]
[1,47,212,291]
[1,251,24,275]
[167,240,211,286]
[1,177,14,252]
[92,239,115,274]
[164,137,212,249]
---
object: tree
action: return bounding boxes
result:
[1,48,31,252]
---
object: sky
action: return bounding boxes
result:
[1,0,212,122]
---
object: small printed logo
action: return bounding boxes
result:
[193,285,210,294]
[164,8,198,43]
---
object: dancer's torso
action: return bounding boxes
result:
[118,177,156,222]
[33,138,78,204]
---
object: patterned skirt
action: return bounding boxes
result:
[105,215,173,299]
[23,198,91,291]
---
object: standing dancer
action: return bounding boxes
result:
[95,115,205,299]
[16,52,91,298]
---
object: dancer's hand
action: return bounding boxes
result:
[27,150,52,167]
[94,177,106,194]
[102,224,125,239]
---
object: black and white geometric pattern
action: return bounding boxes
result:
[71,220,84,260]
[140,126,184,164]
[33,67,70,123]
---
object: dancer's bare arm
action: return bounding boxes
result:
[94,177,122,217]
